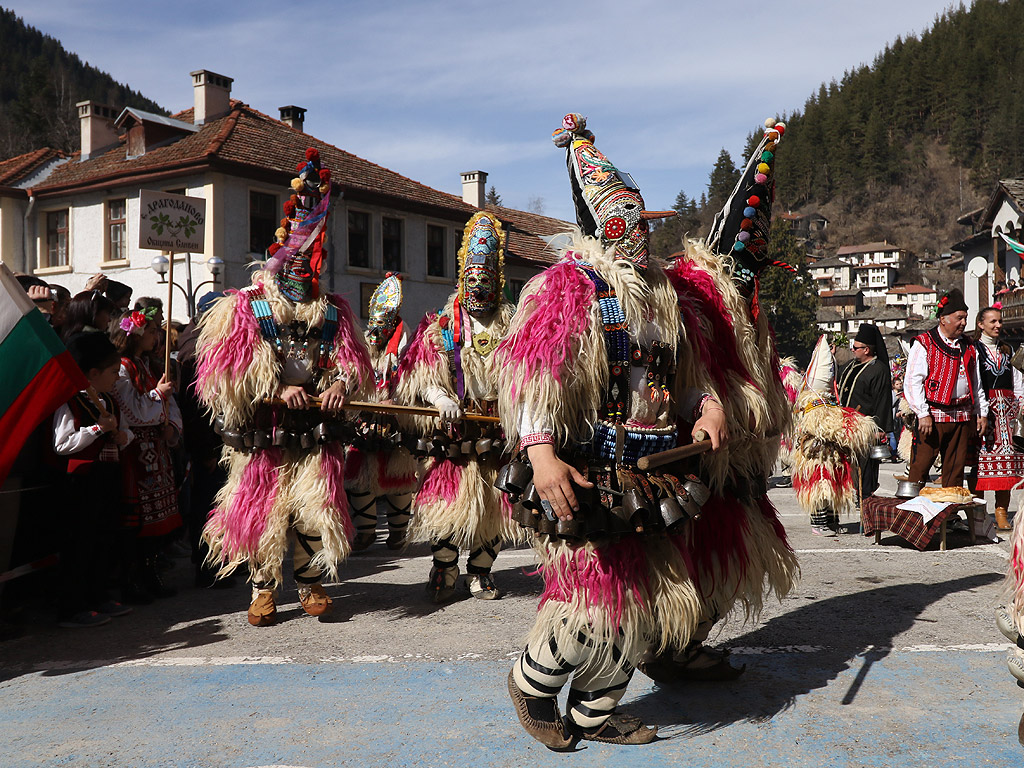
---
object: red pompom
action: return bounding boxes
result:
[438,316,449,329]
[306,147,319,162]
[740,218,753,230]
[280,218,291,229]
[296,161,306,173]
[283,201,296,216]
[319,169,331,183]
[268,243,282,256]
[290,194,300,205]
[774,124,786,136]
[747,195,761,207]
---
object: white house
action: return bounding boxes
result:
[808,254,856,291]
[885,284,937,318]
[0,70,568,323]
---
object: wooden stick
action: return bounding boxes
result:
[85,386,111,419]
[263,397,501,424]
[636,430,711,471]
[164,251,174,381]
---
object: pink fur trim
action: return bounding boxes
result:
[395,313,439,382]
[322,442,354,542]
[208,448,281,560]
[417,459,462,506]
[328,294,373,392]
[496,261,594,399]
[196,289,258,400]
[539,538,650,629]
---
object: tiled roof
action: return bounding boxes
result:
[485,204,572,266]
[33,101,477,218]
[854,305,911,321]
[837,242,906,255]
[852,262,898,270]
[809,255,854,269]
[0,147,66,187]
[887,284,936,295]
[816,308,844,322]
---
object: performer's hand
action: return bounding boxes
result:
[694,399,728,450]
[97,414,118,433]
[320,381,347,412]
[281,385,310,410]
[435,395,463,422]
[978,416,988,436]
[526,443,593,521]
[155,376,175,399]
[918,415,933,439]
[113,430,129,447]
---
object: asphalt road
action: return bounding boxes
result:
[1,468,1022,768]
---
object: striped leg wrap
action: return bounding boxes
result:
[348,490,379,535]
[292,529,324,585]
[430,537,458,569]
[566,638,634,730]
[512,630,587,700]
[466,535,501,575]
[384,492,412,535]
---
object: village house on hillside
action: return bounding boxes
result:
[0,70,570,322]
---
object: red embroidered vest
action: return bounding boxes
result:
[66,392,120,475]
[915,328,975,407]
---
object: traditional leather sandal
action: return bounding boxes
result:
[426,565,459,604]
[247,589,277,627]
[638,645,745,683]
[351,532,376,552]
[298,584,333,617]
[466,573,502,600]
[570,712,658,745]
[507,670,574,750]
[385,531,406,550]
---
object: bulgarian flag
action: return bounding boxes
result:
[0,264,86,485]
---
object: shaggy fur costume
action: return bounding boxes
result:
[393,293,520,551]
[497,234,797,667]
[196,272,373,586]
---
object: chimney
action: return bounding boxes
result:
[279,105,306,132]
[460,170,488,208]
[190,69,233,125]
[76,101,119,161]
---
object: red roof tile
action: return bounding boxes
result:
[0,147,66,187]
[485,204,572,266]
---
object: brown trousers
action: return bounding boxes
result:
[908,420,972,487]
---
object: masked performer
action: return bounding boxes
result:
[196,148,372,626]
[792,335,877,536]
[344,273,418,550]
[393,211,517,602]
[498,114,796,749]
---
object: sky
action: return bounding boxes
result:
[5,0,961,223]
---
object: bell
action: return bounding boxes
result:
[682,477,711,508]
[299,431,315,450]
[253,430,272,449]
[516,505,539,530]
[869,442,891,461]
[556,518,583,541]
[446,442,462,459]
[521,482,544,513]
[415,437,430,456]
[538,515,557,536]
[313,422,331,444]
[583,507,610,541]
[475,438,493,457]
[622,488,649,533]
[461,440,474,456]
[218,428,246,451]
[659,495,689,532]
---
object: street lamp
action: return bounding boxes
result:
[150,254,224,318]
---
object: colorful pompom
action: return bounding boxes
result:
[757,163,770,174]
[283,201,296,217]
[737,231,751,242]
[306,147,320,163]
[733,241,746,251]
[747,195,761,207]
[761,150,774,162]
[743,206,757,217]
[551,128,573,148]
[291,178,304,192]
[319,169,331,183]
[754,173,768,184]
[764,117,777,128]
[774,123,786,135]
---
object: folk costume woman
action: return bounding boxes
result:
[970,304,1024,531]
[196,148,372,627]
[497,115,795,749]
[111,307,183,601]
[393,211,518,602]
[344,272,418,550]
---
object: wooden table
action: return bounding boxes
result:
[861,495,979,551]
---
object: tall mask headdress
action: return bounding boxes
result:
[367,271,403,348]
[457,211,505,317]
[265,147,333,302]
[551,113,674,269]
[803,334,836,396]
[705,118,786,298]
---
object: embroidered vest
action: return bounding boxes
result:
[916,328,975,407]
[975,340,1014,392]
[66,392,120,474]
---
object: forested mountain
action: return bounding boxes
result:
[654,0,1024,261]
[0,7,163,160]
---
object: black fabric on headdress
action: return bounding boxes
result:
[855,323,888,368]
[566,152,598,237]
[938,288,968,316]
[66,331,119,374]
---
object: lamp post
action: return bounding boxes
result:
[151,254,224,318]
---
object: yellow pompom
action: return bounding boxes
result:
[757,162,770,174]
[291,178,304,192]
[275,227,287,242]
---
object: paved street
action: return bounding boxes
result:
[1,470,1022,768]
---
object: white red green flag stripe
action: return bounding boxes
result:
[0,264,86,485]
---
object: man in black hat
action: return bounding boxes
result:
[904,289,988,488]
[838,323,893,499]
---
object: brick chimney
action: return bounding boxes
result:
[190,69,233,125]
[460,170,488,208]
[279,105,306,132]
[76,101,119,161]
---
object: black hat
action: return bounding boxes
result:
[937,288,968,317]
[65,331,119,374]
[854,323,888,368]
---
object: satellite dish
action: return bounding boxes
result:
[967,256,989,278]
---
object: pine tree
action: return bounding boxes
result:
[759,224,819,366]
[485,186,503,207]
[707,149,740,212]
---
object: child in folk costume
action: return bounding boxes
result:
[498,114,795,748]
[792,335,877,536]
[53,332,134,626]
[196,148,373,627]
[111,307,183,601]
[393,211,518,602]
[970,304,1024,531]
[344,273,417,551]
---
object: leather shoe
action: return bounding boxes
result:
[298,583,333,617]
[247,589,277,627]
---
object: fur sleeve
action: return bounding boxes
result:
[195,291,279,428]
[495,261,605,448]
[327,294,373,399]
[392,312,451,435]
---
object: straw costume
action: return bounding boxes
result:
[393,211,518,602]
[196,148,372,627]
[498,114,797,749]
[344,273,418,551]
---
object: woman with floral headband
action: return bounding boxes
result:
[110,306,183,603]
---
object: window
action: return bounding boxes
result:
[249,190,278,254]
[348,211,370,268]
[44,209,69,268]
[382,217,403,272]
[427,225,446,277]
[106,199,126,262]
[507,279,525,303]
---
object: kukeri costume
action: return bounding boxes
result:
[344,273,418,551]
[196,148,372,626]
[498,114,797,749]
[393,211,518,602]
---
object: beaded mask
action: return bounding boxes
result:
[457,211,505,319]
[367,272,403,348]
[551,113,673,270]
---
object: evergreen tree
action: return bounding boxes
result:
[759,224,819,366]
[707,149,740,212]
[485,185,503,206]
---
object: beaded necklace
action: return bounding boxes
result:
[577,263,630,423]
[244,286,339,371]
